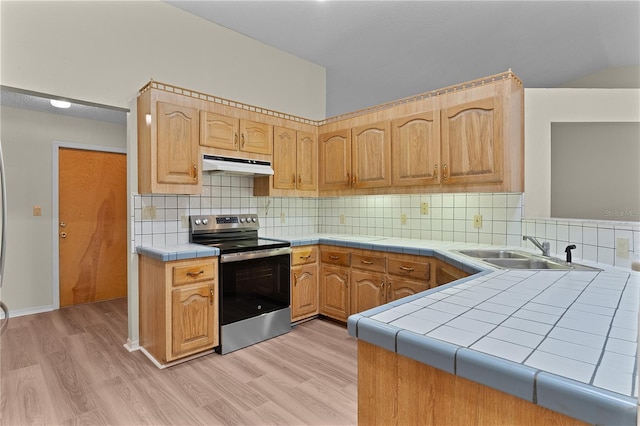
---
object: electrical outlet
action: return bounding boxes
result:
[181,216,189,228]
[33,205,42,216]
[473,214,483,229]
[400,213,407,225]
[280,212,286,223]
[420,202,429,215]
[340,214,345,225]
[142,206,156,220]
[616,238,629,259]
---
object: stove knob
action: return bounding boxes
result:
[202,218,209,225]
[240,217,246,223]
[194,219,201,225]
[251,217,257,223]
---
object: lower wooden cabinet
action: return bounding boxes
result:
[139,256,219,365]
[307,245,473,323]
[387,279,430,301]
[434,259,469,287]
[291,246,319,322]
[292,265,318,321]
[351,270,386,314]
[319,264,350,321]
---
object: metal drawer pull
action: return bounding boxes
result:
[209,288,214,305]
[329,255,340,260]
[399,266,415,272]
[299,255,311,259]
[361,260,374,265]
[187,270,205,277]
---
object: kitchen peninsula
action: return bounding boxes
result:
[138,234,639,425]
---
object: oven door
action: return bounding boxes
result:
[219,248,291,325]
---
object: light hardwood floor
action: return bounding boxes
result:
[0,298,357,425]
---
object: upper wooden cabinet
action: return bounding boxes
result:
[441,97,502,185]
[200,111,271,155]
[138,89,201,195]
[271,127,317,192]
[391,111,440,187]
[318,129,352,190]
[319,71,523,195]
[199,111,238,151]
[319,122,391,191]
[351,121,391,189]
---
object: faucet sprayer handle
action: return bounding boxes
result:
[565,244,577,263]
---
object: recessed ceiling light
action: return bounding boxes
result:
[50,99,71,109]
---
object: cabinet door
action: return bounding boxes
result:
[392,111,440,186]
[351,121,391,189]
[434,261,469,287]
[171,284,217,359]
[319,265,350,321]
[296,131,317,191]
[387,279,429,302]
[292,264,318,321]
[273,126,297,190]
[319,129,352,190]
[441,97,503,185]
[351,270,386,314]
[240,119,272,155]
[200,111,239,151]
[156,102,199,185]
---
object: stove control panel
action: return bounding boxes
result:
[190,214,259,233]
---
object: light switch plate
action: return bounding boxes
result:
[400,213,407,225]
[181,216,189,228]
[616,238,629,259]
[142,206,156,220]
[421,202,429,215]
[473,214,483,229]
[340,214,346,225]
[33,205,42,216]
[280,212,286,223]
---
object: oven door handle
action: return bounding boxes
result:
[220,247,292,263]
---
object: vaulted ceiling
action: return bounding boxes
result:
[168,0,640,117]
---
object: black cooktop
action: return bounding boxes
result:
[202,238,290,254]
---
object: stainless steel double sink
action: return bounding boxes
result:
[455,249,602,271]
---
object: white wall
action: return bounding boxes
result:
[524,88,640,218]
[0,1,326,120]
[1,0,326,343]
[0,107,126,313]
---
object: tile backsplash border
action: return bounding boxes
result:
[521,217,640,270]
[132,174,639,270]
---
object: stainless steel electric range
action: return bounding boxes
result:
[189,214,291,354]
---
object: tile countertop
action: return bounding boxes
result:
[136,243,219,261]
[138,235,639,425]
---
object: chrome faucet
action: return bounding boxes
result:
[523,235,551,257]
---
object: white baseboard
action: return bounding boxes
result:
[0,304,53,319]
[138,345,215,369]
[123,338,139,352]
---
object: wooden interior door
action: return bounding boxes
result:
[59,148,127,307]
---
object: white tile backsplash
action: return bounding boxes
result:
[132,182,639,270]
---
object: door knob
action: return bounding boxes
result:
[60,232,67,238]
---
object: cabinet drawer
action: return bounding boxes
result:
[320,250,350,267]
[351,253,386,273]
[292,246,318,266]
[173,261,216,286]
[387,258,429,281]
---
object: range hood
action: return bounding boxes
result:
[202,155,274,176]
